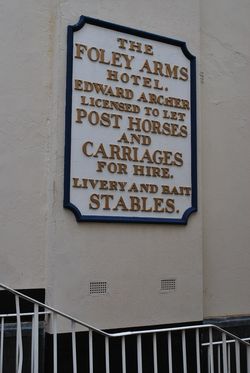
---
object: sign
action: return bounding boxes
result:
[64,16,197,223]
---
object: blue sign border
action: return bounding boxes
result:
[64,16,197,224]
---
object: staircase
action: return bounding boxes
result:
[0,283,249,373]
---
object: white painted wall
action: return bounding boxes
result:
[0,0,52,289]
[0,0,249,330]
[201,0,250,317]
[45,0,203,329]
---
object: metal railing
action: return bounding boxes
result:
[0,282,250,373]
[202,335,250,373]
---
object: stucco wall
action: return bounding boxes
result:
[0,0,52,288]
[45,0,203,329]
[1,0,249,330]
[201,0,250,317]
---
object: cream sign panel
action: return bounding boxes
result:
[64,16,197,223]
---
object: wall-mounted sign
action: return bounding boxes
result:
[64,16,197,223]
